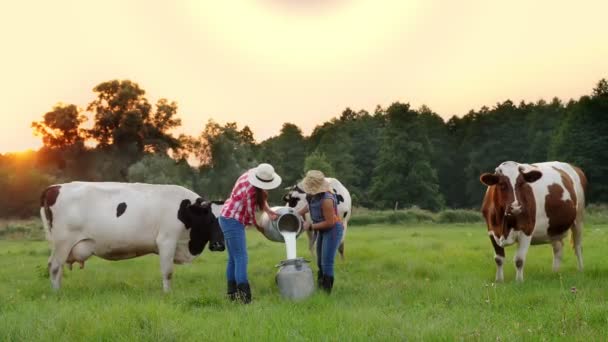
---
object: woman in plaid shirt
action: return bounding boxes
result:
[219,163,281,304]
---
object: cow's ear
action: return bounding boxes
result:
[480,173,500,186]
[178,199,192,228]
[521,170,542,183]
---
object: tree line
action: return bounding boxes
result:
[1,78,606,217]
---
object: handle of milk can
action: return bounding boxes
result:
[274,258,311,268]
[296,215,305,238]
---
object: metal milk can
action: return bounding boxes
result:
[275,258,315,300]
[258,206,303,242]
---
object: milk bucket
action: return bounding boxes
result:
[258,206,303,243]
[275,258,315,300]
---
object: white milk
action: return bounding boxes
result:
[281,231,298,260]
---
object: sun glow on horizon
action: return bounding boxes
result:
[0,0,607,154]
[182,0,427,70]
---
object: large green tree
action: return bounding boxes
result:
[196,121,257,199]
[258,123,307,186]
[370,103,444,210]
[550,79,608,202]
[128,154,196,189]
[87,80,182,154]
[32,103,86,149]
[524,98,565,162]
[303,151,335,177]
[31,103,89,176]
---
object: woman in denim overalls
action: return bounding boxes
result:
[298,170,344,293]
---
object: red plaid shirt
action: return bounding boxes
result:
[221,170,258,226]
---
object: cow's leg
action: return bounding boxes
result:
[338,222,347,261]
[551,239,563,272]
[337,242,344,261]
[514,234,532,282]
[48,239,73,290]
[572,220,584,271]
[157,238,177,293]
[489,234,505,282]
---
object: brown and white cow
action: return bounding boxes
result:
[480,161,586,282]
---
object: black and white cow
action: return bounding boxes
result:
[40,182,225,292]
[283,177,352,259]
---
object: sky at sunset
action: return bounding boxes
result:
[1,0,607,153]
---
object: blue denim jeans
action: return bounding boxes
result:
[219,216,248,284]
[316,223,344,277]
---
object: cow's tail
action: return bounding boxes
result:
[570,165,587,251]
[40,189,52,241]
[40,207,52,241]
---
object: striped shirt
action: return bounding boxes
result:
[220,170,258,226]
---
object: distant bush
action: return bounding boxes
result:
[128,154,196,189]
[0,218,45,240]
[437,209,483,224]
[586,204,608,225]
[350,205,608,226]
[350,208,441,226]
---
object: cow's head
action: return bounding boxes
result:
[283,181,345,209]
[282,183,307,210]
[480,162,542,244]
[178,198,225,255]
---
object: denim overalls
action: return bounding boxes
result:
[308,191,344,279]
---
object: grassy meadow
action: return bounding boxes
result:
[1,218,608,341]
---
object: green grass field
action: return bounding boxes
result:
[1,223,607,341]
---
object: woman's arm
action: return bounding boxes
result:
[310,199,337,231]
[297,204,309,217]
[298,204,310,230]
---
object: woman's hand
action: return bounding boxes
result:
[263,202,279,221]
[268,210,279,221]
[302,221,312,231]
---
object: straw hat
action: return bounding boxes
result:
[301,170,331,195]
[248,163,282,190]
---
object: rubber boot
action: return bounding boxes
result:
[227,280,237,301]
[236,283,252,304]
[321,275,334,294]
